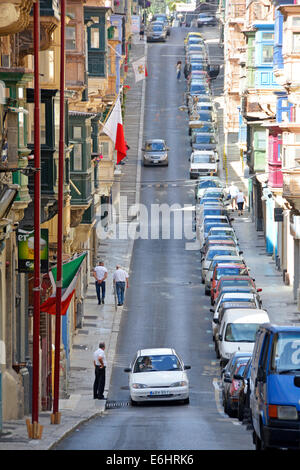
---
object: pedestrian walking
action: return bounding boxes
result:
[93,261,108,304]
[228,181,239,211]
[183,60,190,80]
[113,265,129,306]
[236,190,246,216]
[176,61,182,81]
[93,342,107,400]
[139,22,144,40]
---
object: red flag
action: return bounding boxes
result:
[145,66,148,77]
[116,122,127,164]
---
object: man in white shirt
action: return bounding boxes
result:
[113,265,129,306]
[228,182,239,211]
[93,341,107,399]
[93,261,108,305]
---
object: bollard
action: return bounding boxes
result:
[26,357,33,414]
[20,368,30,416]
[0,370,2,434]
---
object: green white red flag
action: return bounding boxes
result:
[40,252,87,315]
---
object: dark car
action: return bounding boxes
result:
[221,352,252,418]
[191,133,217,151]
[197,12,217,27]
[142,139,169,166]
[236,357,252,422]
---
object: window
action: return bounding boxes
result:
[262,32,274,41]
[73,126,82,139]
[90,27,100,48]
[262,45,273,64]
[72,144,82,171]
[100,141,109,160]
[292,17,300,27]
[293,33,300,53]
[66,26,76,50]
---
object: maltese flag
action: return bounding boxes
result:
[103,96,127,164]
[132,56,148,82]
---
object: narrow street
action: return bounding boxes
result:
[55,26,254,451]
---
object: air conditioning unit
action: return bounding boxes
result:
[1,55,10,68]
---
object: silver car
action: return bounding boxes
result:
[142,139,169,166]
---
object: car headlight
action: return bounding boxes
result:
[170,381,188,387]
[132,383,148,389]
[269,405,298,421]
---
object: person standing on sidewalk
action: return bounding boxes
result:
[113,265,129,306]
[236,190,246,216]
[93,342,107,400]
[176,61,182,81]
[93,261,108,305]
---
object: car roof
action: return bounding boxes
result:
[145,139,165,143]
[215,264,244,268]
[139,348,175,356]
[222,309,269,323]
[220,292,255,300]
[258,323,300,333]
[219,275,252,281]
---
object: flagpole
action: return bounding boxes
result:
[26,0,43,440]
[51,0,65,425]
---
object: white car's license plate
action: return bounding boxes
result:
[149,390,171,395]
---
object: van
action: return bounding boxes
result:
[250,323,300,450]
[217,309,269,369]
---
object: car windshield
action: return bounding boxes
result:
[200,198,221,204]
[151,25,163,31]
[190,84,209,93]
[217,268,246,278]
[207,249,235,260]
[134,355,183,373]
[193,155,212,163]
[204,210,224,216]
[204,222,228,233]
[210,229,234,236]
[198,113,213,121]
[145,142,165,151]
[220,279,252,287]
[194,126,215,133]
[199,180,220,188]
[225,323,261,342]
[191,64,207,71]
[270,332,300,373]
[195,135,216,144]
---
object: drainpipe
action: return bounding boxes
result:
[51,0,65,425]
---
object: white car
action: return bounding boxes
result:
[124,348,191,405]
[189,151,218,179]
[197,215,230,247]
[211,292,262,344]
[217,309,270,368]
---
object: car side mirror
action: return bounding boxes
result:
[166,147,170,151]
[210,308,214,313]
[184,365,191,370]
[239,251,243,255]
[257,288,262,292]
[224,376,232,383]
[252,278,255,282]
[218,334,222,341]
[124,368,131,372]
[213,318,219,324]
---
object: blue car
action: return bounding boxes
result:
[250,324,300,450]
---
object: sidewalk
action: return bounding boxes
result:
[231,210,299,324]
[0,35,146,451]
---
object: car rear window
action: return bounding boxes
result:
[220,279,252,287]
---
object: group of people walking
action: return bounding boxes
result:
[228,182,247,216]
[93,261,129,306]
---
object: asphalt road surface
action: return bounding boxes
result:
[55,25,254,451]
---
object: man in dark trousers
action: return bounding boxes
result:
[93,341,107,399]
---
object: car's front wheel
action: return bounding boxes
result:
[130,398,138,407]
[183,397,190,405]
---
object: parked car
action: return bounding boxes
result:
[197,12,217,27]
[212,275,260,306]
[204,255,245,290]
[124,348,191,405]
[217,308,270,368]
[197,206,228,225]
[250,324,300,450]
[189,151,218,178]
[210,263,250,299]
[142,139,169,166]
[194,177,225,200]
[201,245,240,283]
[214,285,262,309]
[236,357,252,422]
[212,301,259,356]
[191,133,217,151]
[222,353,252,418]
[198,221,231,249]
[207,226,238,241]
